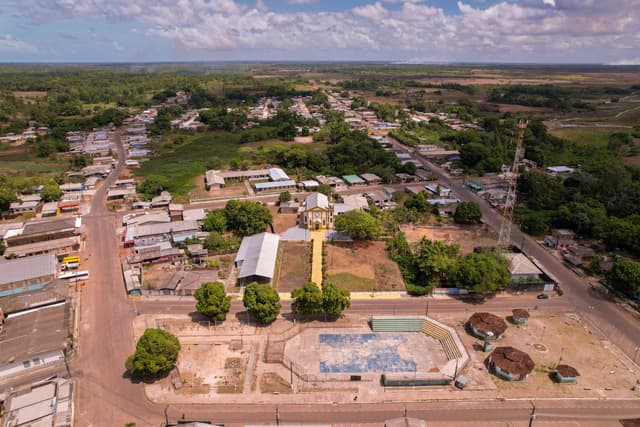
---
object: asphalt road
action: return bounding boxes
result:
[70,129,640,426]
[135,294,570,317]
[416,155,640,362]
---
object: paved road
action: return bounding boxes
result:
[135,294,570,317]
[73,131,164,426]
[70,129,640,426]
[413,153,640,361]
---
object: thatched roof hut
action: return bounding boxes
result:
[553,364,580,383]
[488,346,535,381]
[511,309,530,324]
[467,312,508,339]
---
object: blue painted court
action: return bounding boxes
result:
[319,333,417,373]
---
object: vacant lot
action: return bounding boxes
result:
[189,175,248,201]
[549,127,625,146]
[273,241,312,292]
[326,241,404,292]
[401,225,498,255]
[269,205,299,234]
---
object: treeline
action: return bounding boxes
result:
[252,129,408,181]
[517,162,640,255]
[487,85,598,111]
[387,233,509,296]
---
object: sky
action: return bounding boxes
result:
[0,0,639,64]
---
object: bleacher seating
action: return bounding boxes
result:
[422,320,462,360]
[371,317,424,332]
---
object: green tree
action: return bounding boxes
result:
[317,184,333,197]
[453,201,482,224]
[223,200,273,236]
[203,209,227,233]
[136,175,169,200]
[414,238,460,286]
[404,192,429,213]
[0,188,18,212]
[291,282,323,316]
[452,252,510,293]
[194,281,232,321]
[334,210,381,240]
[322,283,351,318]
[278,191,292,204]
[41,182,62,202]
[203,231,240,253]
[243,282,281,324]
[606,257,640,297]
[125,328,180,378]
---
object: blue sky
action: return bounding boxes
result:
[1,0,639,64]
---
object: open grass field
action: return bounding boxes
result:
[326,241,404,292]
[549,127,627,146]
[135,129,326,196]
[0,160,68,175]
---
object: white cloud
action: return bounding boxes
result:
[287,0,318,4]
[0,34,37,52]
[609,58,640,65]
[16,0,640,62]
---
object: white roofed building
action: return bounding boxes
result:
[234,232,280,284]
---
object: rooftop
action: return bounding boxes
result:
[511,308,530,319]
[268,167,290,181]
[490,346,535,376]
[467,312,507,336]
[254,180,296,190]
[342,174,366,184]
[360,173,382,182]
[505,253,543,276]
[235,232,280,280]
[0,253,57,287]
[555,364,580,378]
[305,192,330,210]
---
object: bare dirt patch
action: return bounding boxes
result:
[326,241,404,291]
[141,254,235,292]
[269,205,298,233]
[448,309,637,398]
[274,241,312,292]
[401,225,498,255]
[260,372,292,394]
[189,175,248,201]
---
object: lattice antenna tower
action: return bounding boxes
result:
[497,119,528,250]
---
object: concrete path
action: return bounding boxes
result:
[310,230,325,287]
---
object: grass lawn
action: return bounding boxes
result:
[135,129,326,196]
[549,127,625,146]
[327,272,376,292]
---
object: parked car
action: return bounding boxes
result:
[537,293,549,300]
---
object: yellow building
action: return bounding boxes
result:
[300,193,334,230]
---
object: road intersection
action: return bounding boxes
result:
[70,131,640,426]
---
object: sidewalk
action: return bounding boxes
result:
[310,230,325,286]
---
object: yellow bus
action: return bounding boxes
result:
[62,255,80,264]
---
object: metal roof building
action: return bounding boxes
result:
[0,253,57,297]
[268,167,290,181]
[234,232,280,284]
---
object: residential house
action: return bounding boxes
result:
[544,229,576,249]
[342,175,366,187]
[360,173,382,186]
